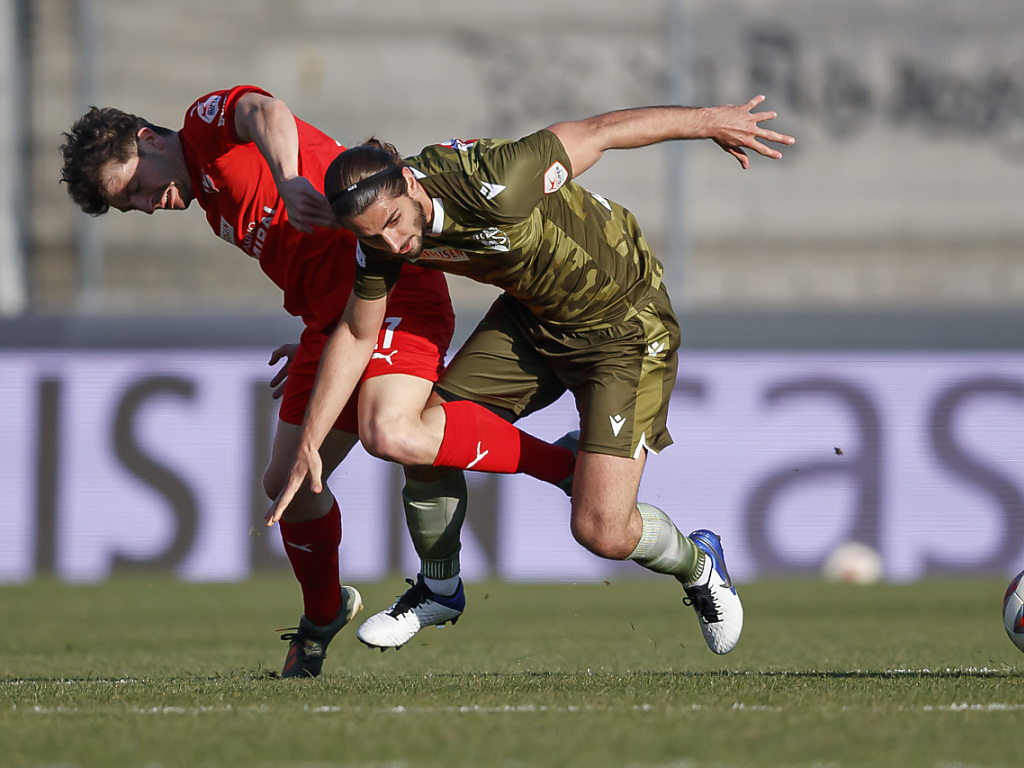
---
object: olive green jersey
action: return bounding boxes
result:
[353,129,665,333]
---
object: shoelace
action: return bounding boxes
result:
[278,628,315,647]
[387,577,432,617]
[682,582,722,623]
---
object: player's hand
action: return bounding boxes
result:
[277,176,340,233]
[265,443,324,527]
[708,95,795,169]
[268,343,300,400]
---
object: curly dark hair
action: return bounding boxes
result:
[59,106,166,215]
[324,138,406,220]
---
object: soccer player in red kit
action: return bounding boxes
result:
[60,86,575,677]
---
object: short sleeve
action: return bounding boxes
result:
[181,85,273,152]
[353,242,403,300]
[466,129,574,222]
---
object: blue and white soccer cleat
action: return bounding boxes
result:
[279,585,363,678]
[356,575,465,651]
[681,529,743,654]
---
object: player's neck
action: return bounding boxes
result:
[165,131,193,198]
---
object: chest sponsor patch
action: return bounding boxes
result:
[414,247,470,263]
[543,161,569,194]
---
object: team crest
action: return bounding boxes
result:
[543,162,568,194]
[195,95,222,125]
[472,227,510,252]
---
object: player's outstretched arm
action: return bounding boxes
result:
[547,94,795,175]
[234,92,339,232]
[265,292,387,526]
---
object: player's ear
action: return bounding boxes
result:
[402,166,417,195]
[136,126,162,151]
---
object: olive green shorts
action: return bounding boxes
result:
[438,289,680,458]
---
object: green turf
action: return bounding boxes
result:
[2,576,1022,767]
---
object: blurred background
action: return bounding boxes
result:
[2,0,1024,585]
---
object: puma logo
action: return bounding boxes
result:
[465,442,489,469]
[371,350,398,365]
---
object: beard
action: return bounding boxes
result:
[403,198,429,258]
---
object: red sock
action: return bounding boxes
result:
[433,400,575,486]
[279,500,342,627]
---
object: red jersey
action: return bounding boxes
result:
[178,85,356,332]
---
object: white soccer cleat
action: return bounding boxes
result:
[356,575,465,651]
[681,529,743,654]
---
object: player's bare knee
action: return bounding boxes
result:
[361,418,422,465]
[570,513,632,561]
[262,466,285,501]
[361,428,404,463]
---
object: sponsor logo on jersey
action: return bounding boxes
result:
[647,341,665,357]
[609,414,626,437]
[438,138,478,152]
[472,227,510,252]
[242,206,276,259]
[201,170,219,195]
[543,162,569,194]
[195,95,222,125]
[414,247,470,263]
[219,217,235,244]
[479,182,506,200]
[241,221,256,251]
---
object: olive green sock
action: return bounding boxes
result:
[628,502,705,584]
[402,472,467,580]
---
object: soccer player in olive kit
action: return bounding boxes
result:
[269,95,795,654]
[60,86,576,677]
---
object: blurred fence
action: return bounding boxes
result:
[17,0,1024,313]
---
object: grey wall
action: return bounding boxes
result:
[25,0,1024,318]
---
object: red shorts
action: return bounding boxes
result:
[278,266,454,432]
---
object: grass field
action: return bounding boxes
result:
[2,576,1022,768]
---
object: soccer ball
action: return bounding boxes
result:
[1002,571,1024,652]
[821,541,883,584]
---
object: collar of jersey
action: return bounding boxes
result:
[431,198,445,234]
